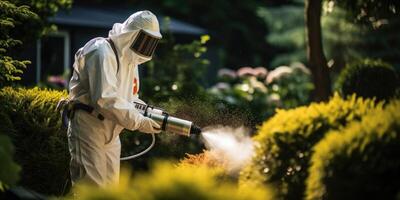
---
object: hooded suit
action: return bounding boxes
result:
[67,11,162,186]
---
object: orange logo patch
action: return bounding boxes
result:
[133,78,138,95]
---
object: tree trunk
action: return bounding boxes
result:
[305,0,331,101]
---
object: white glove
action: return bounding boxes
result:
[138,117,161,134]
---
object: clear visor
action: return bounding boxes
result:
[130,30,160,58]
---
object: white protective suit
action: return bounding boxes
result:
[67,10,162,186]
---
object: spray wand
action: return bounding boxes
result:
[120,102,202,161]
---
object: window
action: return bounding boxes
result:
[36,31,70,88]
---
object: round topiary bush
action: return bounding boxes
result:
[0,87,69,195]
[306,100,400,200]
[239,94,382,200]
[336,59,400,101]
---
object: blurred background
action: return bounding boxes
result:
[1,0,400,198]
[6,0,400,125]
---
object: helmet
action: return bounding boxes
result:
[125,11,162,58]
[108,10,162,63]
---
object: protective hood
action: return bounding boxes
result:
[108,10,162,65]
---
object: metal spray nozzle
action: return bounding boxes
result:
[190,124,202,135]
[134,101,202,136]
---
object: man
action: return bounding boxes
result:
[67,10,162,186]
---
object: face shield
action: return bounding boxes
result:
[130,30,161,58]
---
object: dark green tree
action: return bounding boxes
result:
[305,0,400,101]
[305,0,331,101]
[333,0,400,25]
[0,0,72,87]
[11,0,72,37]
[328,0,400,68]
[261,0,400,102]
[0,1,38,87]
[257,3,306,67]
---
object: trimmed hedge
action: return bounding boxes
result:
[239,94,382,200]
[306,100,400,200]
[0,87,69,195]
[335,59,400,101]
[66,161,275,200]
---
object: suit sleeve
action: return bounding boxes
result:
[85,45,144,131]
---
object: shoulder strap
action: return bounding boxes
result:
[105,38,120,74]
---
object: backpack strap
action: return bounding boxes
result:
[105,38,120,74]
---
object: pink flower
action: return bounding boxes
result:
[266,66,293,84]
[218,68,237,78]
[214,82,231,90]
[47,75,67,87]
[249,76,267,92]
[290,62,310,74]
[253,67,268,78]
[237,66,256,77]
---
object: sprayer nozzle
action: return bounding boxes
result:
[190,125,202,135]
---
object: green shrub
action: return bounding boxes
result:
[66,161,275,200]
[0,1,36,87]
[0,134,21,191]
[239,94,381,200]
[141,21,210,103]
[306,100,400,200]
[0,87,69,195]
[335,59,400,101]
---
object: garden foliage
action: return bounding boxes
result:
[335,59,400,100]
[256,3,306,67]
[0,135,21,191]
[0,1,37,86]
[239,94,382,199]
[258,1,400,70]
[209,62,313,126]
[0,0,72,87]
[0,87,69,195]
[332,0,400,26]
[306,100,400,200]
[66,161,275,200]
[140,24,210,103]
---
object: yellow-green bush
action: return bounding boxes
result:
[67,161,275,200]
[306,100,400,200]
[0,87,69,195]
[239,94,382,200]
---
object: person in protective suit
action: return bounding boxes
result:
[67,10,162,186]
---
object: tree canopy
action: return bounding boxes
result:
[0,0,72,87]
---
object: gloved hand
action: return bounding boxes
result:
[138,117,161,134]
